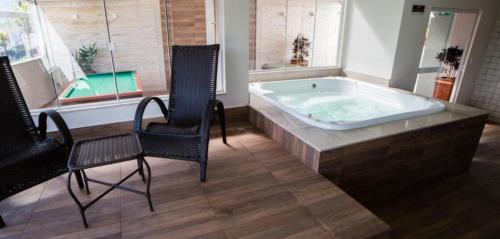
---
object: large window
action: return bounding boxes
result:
[1,0,223,110]
[249,0,344,71]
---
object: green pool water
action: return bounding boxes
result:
[64,71,138,98]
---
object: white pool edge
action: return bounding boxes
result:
[249,77,446,130]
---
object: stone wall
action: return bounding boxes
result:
[254,0,287,70]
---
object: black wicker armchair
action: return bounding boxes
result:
[134,44,226,182]
[0,56,84,228]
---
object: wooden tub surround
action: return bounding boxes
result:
[249,95,489,204]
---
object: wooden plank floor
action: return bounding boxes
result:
[364,123,500,239]
[2,122,500,239]
[0,123,388,239]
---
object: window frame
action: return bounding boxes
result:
[249,0,348,73]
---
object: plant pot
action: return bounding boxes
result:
[290,58,309,67]
[433,77,455,101]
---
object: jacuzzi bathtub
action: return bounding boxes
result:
[249,77,446,130]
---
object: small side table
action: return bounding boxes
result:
[67,133,154,228]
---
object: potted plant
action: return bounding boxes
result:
[74,42,98,74]
[433,46,464,101]
[291,34,311,67]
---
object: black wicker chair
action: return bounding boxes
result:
[134,44,226,182]
[0,56,84,228]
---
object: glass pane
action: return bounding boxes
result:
[312,0,342,67]
[419,11,453,69]
[166,0,223,92]
[250,0,344,71]
[415,72,438,98]
[249,0,257,70]
[166,0,209,46]
[285,0,316,69]
[37,0,117,107]
[0,0,56,110]
[252,0,287,70]
[105,0,168,98]
[414,11,453,98]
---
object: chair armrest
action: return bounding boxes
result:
[134,97,169,133]
[38,110,73,146]
[200,100,217,137]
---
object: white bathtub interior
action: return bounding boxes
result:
[250,77,446,130]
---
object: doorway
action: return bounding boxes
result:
[414,9,478,102]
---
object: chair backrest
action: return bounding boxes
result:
[0,56,41,156]
[168,44,220,125]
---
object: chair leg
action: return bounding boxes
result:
[200,161,207,182]
[0,213,5,228]
[143,158,154,212]
[74,170,85,189]
[138,156,146,183]
[216,101,227,144]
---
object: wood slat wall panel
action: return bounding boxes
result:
[166,0,207,46]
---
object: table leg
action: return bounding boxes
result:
[81,170,90,195]
[67,170,88,228]
[74,170,85,189]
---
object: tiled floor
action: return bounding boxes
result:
[1,122,500,239]
[366,123,500,239]
[0,123,388,239]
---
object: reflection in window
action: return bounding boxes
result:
[1,0,52,110]
[0,1,41,62]
[249,0,344,71]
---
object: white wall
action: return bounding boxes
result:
[448,13,477,49]
[391,0,500,104]
[341,0,405,80]
[216,0,249,108]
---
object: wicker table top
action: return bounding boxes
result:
[68,134,142,170]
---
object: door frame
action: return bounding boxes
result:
[415,7,480,102]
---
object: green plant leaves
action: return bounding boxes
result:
[74,42,98,73]
[292,34,311,60]
[436,45,464,78]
